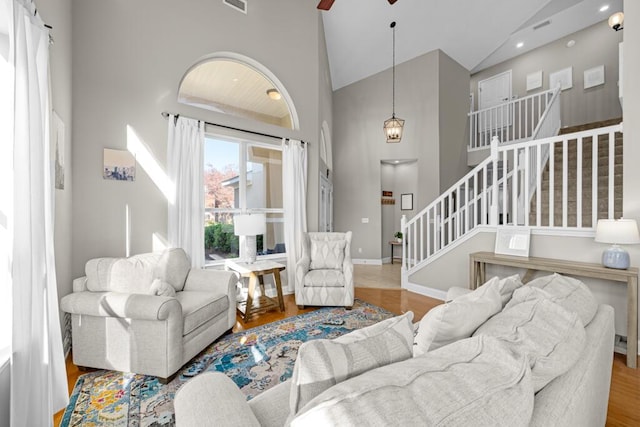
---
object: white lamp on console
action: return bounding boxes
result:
[594,218,640,269]
[234,213,266,264]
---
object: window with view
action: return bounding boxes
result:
[203,137,285,264]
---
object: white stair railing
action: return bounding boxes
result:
[403,123,622,275]
[469,87,560,151]
[516,86,562,223]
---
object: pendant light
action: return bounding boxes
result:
[384,21,404,143]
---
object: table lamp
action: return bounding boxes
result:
[234,213,266,263]
[594,218,640,269]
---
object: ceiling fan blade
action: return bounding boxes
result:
[388,0,399,4]
[317,0,336,10]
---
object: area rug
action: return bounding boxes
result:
[61,299,394,427]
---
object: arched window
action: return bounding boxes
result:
[178,53,298,130]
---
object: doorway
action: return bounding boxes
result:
[380,159,418,263]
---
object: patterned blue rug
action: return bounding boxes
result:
[61,299,394,426]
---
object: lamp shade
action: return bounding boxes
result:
[595,219,640,244]
[608,12,624,31]
[233,213,266,236]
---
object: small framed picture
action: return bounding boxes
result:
[494,226,531,257]
[104,148,136,182]
[584,65,605,89]
[550,67,573,91]
[526,70,542,91]
[401,193,413,211]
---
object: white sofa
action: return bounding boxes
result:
[60,248,237,382]
[174,273,615,426]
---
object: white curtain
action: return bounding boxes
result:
[167,115,205,268]
[283,139,307,292]
[8,1,69,425]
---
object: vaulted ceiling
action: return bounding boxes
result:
[321,0,623,90]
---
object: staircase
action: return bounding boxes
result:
[530,119,623,228]
[401,118,624,279]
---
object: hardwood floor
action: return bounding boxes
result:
[54,265,640,426]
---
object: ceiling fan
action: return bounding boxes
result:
[317,0,398,11]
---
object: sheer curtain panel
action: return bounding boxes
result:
[167,115,205,268]
[283,139,307,292]
[8,1,69,425]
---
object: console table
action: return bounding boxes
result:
[225,260,286,322]
[469,251,638,369]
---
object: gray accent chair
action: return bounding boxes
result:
[295,231,354,309]
[60,248,237,382]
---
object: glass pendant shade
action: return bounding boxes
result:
[384,116,405,143]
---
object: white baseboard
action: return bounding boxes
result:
[352,259,383,266]
[381,257,391,264]
[403,281,447,301]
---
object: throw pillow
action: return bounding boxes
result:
[155,247,192,292]
[149,278,177,297]
[309,239,346,270]
[413,278,502,356]
[505,273,598,326]
[473,297,586,392]
[289,311,414,417]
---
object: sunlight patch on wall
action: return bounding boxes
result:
[126,125,174,203]
[152,233,169,253]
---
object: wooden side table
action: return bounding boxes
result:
[225,260,286,322]
[469,251,638,369]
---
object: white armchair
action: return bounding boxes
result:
[295,232,354,309]
[60,248,237,382]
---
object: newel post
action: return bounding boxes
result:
[401,215,407,270]
[490,136,500,225]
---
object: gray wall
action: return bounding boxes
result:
[71,0,327,279]
[333,49,468,260]
[439,52,472,191]
[471,20,623,129]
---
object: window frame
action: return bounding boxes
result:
[203,132,285,267]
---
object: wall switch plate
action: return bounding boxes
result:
[361,218,369,223]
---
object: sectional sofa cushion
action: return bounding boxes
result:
[309,239,346,270]
[176,291,229,336]
[505,273,598,326]
[289,311,414,416]
[414,277,502,356]
[474,297,586,392]
[107,253,161,294]
[445,274,523,307]
[291,335,534,426]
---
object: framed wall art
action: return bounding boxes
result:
[584,65,605,89]
[494,226,531,257]
[549,67,573,91]
[401,193,413,211]
[526,70,542,91]
[103,148,136,182]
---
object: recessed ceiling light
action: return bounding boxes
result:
[600,5,610,12]
[516,42,524,48]
[394,160,399,164]
[566,39,576,48]
[232,78,239,82]
[266,88,282,100]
